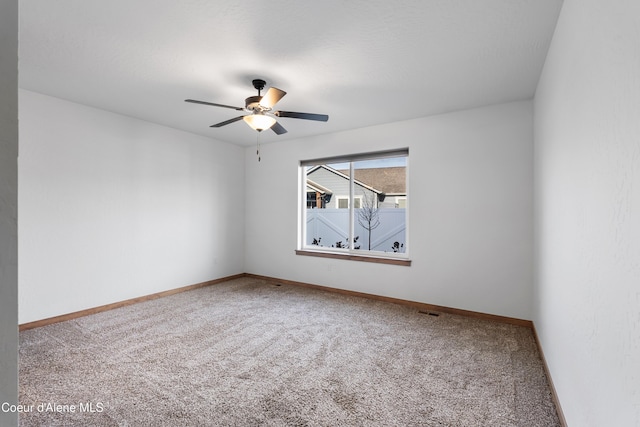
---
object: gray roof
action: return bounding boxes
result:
[338,167,406,194]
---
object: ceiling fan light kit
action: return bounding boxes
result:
[243,113,276,132]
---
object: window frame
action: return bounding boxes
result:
[298,149,410,265]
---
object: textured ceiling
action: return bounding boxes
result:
[19,0,563,146]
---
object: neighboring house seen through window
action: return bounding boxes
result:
[300,149,408,259]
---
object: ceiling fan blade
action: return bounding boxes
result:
[210,116,245,128]
[275,111,329,122]
[185,99,244,111]
[271,121,288,135]
[259,87,287,109]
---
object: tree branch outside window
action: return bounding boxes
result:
[357,191,381,251]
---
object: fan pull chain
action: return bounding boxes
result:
[256,131,261,162]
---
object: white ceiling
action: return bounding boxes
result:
[19,0,563,147]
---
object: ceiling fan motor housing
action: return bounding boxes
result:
[245,95,263,111]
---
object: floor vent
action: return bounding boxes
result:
[418,310,440,317]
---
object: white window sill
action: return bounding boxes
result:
[295,249,411,266]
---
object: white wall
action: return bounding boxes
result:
[0,0,19,424]
[19,90,245,324]
[534,0,640,425]
[245,100,534,320]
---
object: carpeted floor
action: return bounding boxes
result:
[19,277,560,426]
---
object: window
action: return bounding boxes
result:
[299,149,409,264]
[337,196,362,209]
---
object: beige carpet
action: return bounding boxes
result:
[19,277,560,426]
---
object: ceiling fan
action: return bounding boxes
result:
[185,79,329,135]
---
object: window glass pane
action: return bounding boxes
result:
[302,153,407,256]
[305,163,352,249]
[353,157,407,253]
